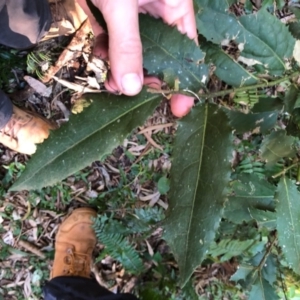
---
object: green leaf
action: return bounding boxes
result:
[227,0,238,5]
[209,239,256,262]
[284,84,300,114]
[231,264,253,282]
[248,209,276,230]
[244,0,254,12]
[289,7,300,21]
[163,103,233,287]
[288,22,300,39]
[262,254,277,285]
[224,174,276,224]
[226,110,278,134]
[238,10,295,75]
[277,177,300,275]
[157,176,170,195]
[261,0,285,10]
[231,251,276,289]
[140,14,208,90]
[261,130,296,166]
[200,40,258,87]
[228,174,276,209]
[97,232,145,275]
[196,1,295,75]
[248,276,279,300]
[250,251,278,285]
[225,206,276,229]
[11,90,161,191]
[181,280,199,300]
[252,97,283,113]
[196,0,241,44]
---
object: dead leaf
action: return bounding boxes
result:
[24,76,52,97]
[18,240,46,259]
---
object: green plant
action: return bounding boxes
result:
[0,46,26,90]
[1,161,25,188]
[93,206,165,274]
[10,0,300,297]
[27,51,51,79]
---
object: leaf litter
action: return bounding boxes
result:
[0,31,236,297]
[0,29,182,297]
[4,0,296,298]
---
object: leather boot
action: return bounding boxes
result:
[51,207,97,279]
[0,105,57,155]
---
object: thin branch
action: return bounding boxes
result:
[272,162,299,179]
[202,72,300,99]
[147,71,300,99]
[257,234,277,271]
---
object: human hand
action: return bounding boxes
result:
[77,0,197,117]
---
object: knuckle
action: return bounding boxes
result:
[94,0,112,12]
[163,0,182,8]
[117,38,142,56]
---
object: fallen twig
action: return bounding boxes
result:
[138,123,174,135]
[42,20,92,83]
[52,76,102,93]
[18,240,46,259]
[142,131,163,151]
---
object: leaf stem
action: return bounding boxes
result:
[250,234,277,282]
[257,234,277,272]
[272,162,299,179]
[203,71,300,99]
[147,71,300,98]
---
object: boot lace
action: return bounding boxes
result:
[63,248,90,276]
[0,112,32,141]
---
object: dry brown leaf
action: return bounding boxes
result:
[24,76,52,97]
[52,76,102,93]
[139,191,160,202]
[42,20,92,82]
[142,131,163,151]
[18,240,46,259]
[157,200,168,210]
[138,123,174,134]
[145,239,154,256]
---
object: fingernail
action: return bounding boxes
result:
[121,73,142,95]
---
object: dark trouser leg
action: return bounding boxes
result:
[0,0,52,49]
[0,90,12,130]
[43,276,139,300]
[0,0,51,127]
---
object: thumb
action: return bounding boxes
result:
[98,0,143,96]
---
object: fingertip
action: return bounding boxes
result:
[143,76,162,89]
[170,94,194,117]
[105,72,143,96]
[104,75,119,94]
[121,73,143,96]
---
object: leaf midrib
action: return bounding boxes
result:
[221,49,258,81]
[18,94,159,185]
[283,177,300,263]
[239,16,285,70]
[259,275,267,300]
[234,195,274,199]
[183,104,208,269]
[199,4,287,70]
